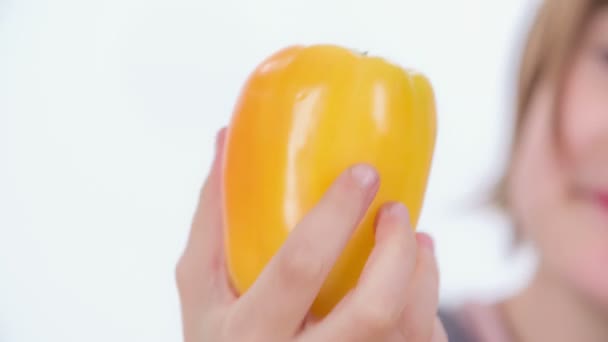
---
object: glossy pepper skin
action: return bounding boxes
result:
[222,44,436,317]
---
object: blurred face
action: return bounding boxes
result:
[510,8,608,306]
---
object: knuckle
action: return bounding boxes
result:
[174,254,203,298]
[175,256,189,289]
[277,240,324,286]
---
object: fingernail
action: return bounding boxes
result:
[350,164,378,189]
[416,233,435,253]
[386,202,409,222]
[374,202,409,238]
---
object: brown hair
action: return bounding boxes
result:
[495,0,605,212]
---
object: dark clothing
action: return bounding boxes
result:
[439,310,477,342]
[438,303,513,342]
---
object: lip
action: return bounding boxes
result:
[591,191,608,212]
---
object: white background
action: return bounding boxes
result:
[1,0,539,341]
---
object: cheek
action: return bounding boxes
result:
[561,58,608,160]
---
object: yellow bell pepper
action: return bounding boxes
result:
[222,44,436,317]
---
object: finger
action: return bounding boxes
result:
[384,316,446,342]
[229,164,380,340]
[300,202,418,342]
[176,128,233,308]
[398,233,440,341]
[431,317,449,342]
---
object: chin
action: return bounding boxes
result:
[548,197,608,309]
[567,239,608,309]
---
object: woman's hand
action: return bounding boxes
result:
[176,129,447,342]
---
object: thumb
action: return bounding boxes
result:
[176,127,232,305]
